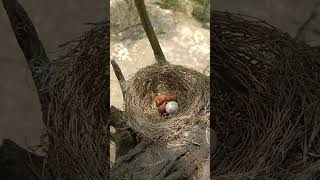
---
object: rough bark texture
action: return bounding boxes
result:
[110,107,210,180]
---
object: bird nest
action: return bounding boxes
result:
[212,11,320,179]
[124,63,210,143]
[44,21,109,180]
[36,9,320,180]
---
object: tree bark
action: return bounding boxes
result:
[109,106,210,180]
[110,140,199,180]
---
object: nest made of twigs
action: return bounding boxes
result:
[124,63,210,143]
[37,9,320,180]
[43,21,109,180]
[213,11,320,179]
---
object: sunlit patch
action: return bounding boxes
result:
[111,43,132,62]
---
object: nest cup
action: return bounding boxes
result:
[124,63,210,143]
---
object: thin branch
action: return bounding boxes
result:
[111,60,127,102]
[2,0,53,123]
[133,0,168,65]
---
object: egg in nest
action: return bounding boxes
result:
[155,94,179,115]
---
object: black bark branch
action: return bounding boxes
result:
[110,140,199,180]
[111,60,127,102]
[133,0,168,65]
[110,106,137,158]
[2,0,53,124]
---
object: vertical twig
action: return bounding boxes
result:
[2,0,53,124]
[133,0,168,65]
[111,60,127,102]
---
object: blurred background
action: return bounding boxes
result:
[215,0,320,46]
[0,0,105,149]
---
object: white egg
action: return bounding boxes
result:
[165,101,179,114]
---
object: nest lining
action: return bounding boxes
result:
[124,63,210,143]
